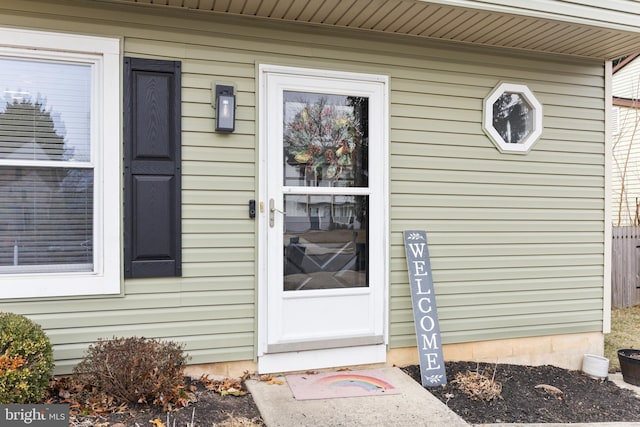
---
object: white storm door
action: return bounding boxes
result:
[258,65,388,372]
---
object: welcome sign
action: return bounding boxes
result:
[403,230,447,387]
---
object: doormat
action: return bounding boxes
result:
[285,369,401,400]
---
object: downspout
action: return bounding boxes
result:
[604,59,613,334]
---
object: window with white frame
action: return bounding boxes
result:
[0,28,120,298]
[483,82,543,154]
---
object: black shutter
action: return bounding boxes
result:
[124,57,181,278]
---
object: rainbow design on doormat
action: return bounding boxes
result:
[286,369,402,400]
[318,374,395,391]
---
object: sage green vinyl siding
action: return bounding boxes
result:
[0,0,606,372]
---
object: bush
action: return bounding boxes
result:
[73,336,190,409]
[0,312,55,404]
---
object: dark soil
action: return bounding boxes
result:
[403,361,640,424]
[57,362,640,425]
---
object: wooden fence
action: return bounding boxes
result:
[612,226,640,308]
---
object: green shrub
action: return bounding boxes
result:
[0,312,54,403]
[73,336,189,409]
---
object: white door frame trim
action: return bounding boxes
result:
[256,64,390,373]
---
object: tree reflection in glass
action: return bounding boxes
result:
[492,92,533,144]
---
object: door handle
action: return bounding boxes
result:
[269,198,285,228]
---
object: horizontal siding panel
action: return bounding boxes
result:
[183,233,255,248]
[46,318,254,345]
[391,254,601,271]
[183,190,256,206]
[127,276,255,294]
[391,140,603,160]
[454,299,599,319]
[392,231,603,245]
[392,76,603,99]
[391,182,603,199]
[183,261,254,277]
[8,293,240,315]
[544,116,603,132]
[182,59,255,79]
[392,194,602,209]
[439,310,601,332]
[390,131,605,154]
[183,176,254,191]
[385,55,602,87]
[33,305,253,330]
[392,206,603,221]
[184,205,253,220]
[183,247,254,262]
[391,166,604,186]
[390,278,602,300]
[536,92,604,110]
[391,272,601,293]
[391,301,601,325]
[184,131,255,149]
[390,310,600,337]
[389,320,601,348]
[183,219,254,233]
[185,162,255,177]
[390,242,602,258]
[391,289,603,311]
[177,333,254,352]
[389,221,604,233]
[390,265,603,283]
[53,340,255,374]
[392,91,481,110]
[392,104,480,122]
[186,347,254,365]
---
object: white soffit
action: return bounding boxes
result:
[96,0,640,59]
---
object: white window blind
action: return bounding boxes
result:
[0,57,94,274]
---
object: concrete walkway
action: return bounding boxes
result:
[247,368,640,427]
[247,366,469,426]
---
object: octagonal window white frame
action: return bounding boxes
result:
[483,82,543,154]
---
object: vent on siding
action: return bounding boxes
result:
[612,106,620,135]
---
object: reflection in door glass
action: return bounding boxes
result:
[283,195,368,291]
[283,91,368,187]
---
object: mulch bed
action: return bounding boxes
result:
[53,362,640,425]
[402,361,640,424]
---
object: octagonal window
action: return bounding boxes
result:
[483,83,542,154]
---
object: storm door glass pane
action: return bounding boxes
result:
[283,91,368,187]
[283,195,368,291]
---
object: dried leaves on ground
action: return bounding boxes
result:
[403,361,640,424]
[44,373,265,427]
[43,361,640,425]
